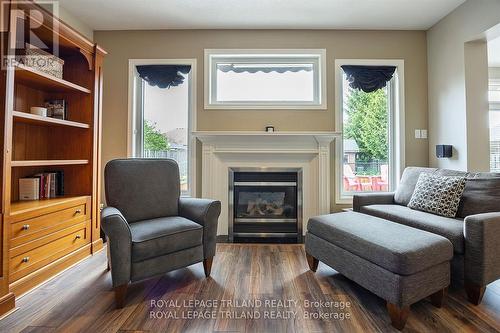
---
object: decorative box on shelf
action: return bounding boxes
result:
[17,43,64,79]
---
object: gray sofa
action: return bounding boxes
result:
[101,159,221,308]
[353,167,500,305]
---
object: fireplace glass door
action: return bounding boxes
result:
[234,184,297,222]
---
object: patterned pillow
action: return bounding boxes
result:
[408,173,466,217]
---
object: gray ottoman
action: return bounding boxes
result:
[305,212,453,330]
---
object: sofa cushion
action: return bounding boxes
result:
[457,173,500,218]
[408,173,466,218]
[130,216,202,262]
[401,168,500,217]
[394,167,437,206]
[307,212,453,275]
[360,204,465,253]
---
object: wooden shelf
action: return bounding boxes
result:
[14,63,91,94]
[9,196,89,216]
[11,160,89,167]
[13,111,90,129]
[0,1,105,312]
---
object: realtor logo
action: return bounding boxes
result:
[1,0,59,70]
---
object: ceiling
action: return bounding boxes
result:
[58,0,465,31]
[489,37,500,67]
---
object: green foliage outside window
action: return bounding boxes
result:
[144,120,170,151]
[344,88,389,162]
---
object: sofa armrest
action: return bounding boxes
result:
[352,192,395,212]
[101,207,132,287]
[179,197,221,259]
[464,212,500,286]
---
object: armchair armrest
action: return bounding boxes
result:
[353,192,395,212]
[179,197,221,259]
[464,212,500,286]
[101,207,132,287]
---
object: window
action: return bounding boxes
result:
[128,60,196,195]
[205,49,326,109]
[335,60,404,203]
[489,78,500,172]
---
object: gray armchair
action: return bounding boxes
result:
[101,159,221,308]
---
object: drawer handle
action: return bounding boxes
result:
[75,209,82,215]
[22,224,30,230]
[75,235,81,240]
[22,257,30,263]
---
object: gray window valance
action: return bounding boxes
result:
[136,65,191,89]
[341,65,396,93]
[217,64,312,73]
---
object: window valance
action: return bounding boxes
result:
[136,65,191,89]
[217,64,312,73]
[341,65,396,93]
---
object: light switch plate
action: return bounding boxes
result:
[415,129,421,139]
[421,129,428,139]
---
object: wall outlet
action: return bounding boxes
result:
[415,129,421,139]
[421,129,428,139]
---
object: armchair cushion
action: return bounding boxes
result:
[105,159,180,223]
[130,216,202,262]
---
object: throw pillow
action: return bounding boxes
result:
[408,173,466,217]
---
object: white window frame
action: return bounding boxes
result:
[127,58,197,196]
[489,77,500,172]
[204,49,327,110]
[334,59,405,204]
[490,78,500,111]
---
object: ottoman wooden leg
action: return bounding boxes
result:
[430,288,447,308]
[465,281,485,305]
[387,302,410,330]
[306,253,319,272]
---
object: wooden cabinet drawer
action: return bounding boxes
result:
[10,197,89,248]
[10,220,90,281]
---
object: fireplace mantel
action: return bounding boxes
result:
[193,131,340,153]
[193,131,340,236]
[193,130,340,141]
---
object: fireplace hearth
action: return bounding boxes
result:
[229,168,302,242]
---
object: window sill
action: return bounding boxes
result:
[203,103,327,110]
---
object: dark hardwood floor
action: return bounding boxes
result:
[0,244,499,333]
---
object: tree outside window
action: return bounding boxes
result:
[342,86,390,192]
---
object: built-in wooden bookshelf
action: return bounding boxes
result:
[0,1,106,314]
[14,63,92,94]
[11,160,89,167]
[9,196,90,217]
[13,111,90,129]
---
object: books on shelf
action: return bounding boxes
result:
[19,171,64,201]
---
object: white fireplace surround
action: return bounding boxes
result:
[193,131,340,236]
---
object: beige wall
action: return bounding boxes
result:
[39,3,94,41]
[427,0,500,171]
[58,6,93,41]
[95,29,428,209]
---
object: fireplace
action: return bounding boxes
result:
[228,168,302,242]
